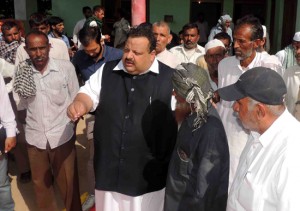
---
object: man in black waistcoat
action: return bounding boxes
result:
[67,25,177,211]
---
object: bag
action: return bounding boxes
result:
[0,126,6,155]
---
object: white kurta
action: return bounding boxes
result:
[170,44,205,64]
[227,110,300,211]
[283,65,300,113]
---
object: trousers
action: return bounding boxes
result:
[27,136,82,211]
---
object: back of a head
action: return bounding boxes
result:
[214,31,231,43]
[128,24,156,52]
[82,6,92,14]
[48,16,64,27]
[29,13,48,28]
[93,5,105,14]
[235,15,263,40]
[79,25,102,46]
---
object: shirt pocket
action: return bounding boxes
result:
[46,82,68,106]
[173,147,191,180]
[238,173,262,211]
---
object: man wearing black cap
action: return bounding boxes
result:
[219,67,300,211]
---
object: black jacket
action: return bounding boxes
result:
[94,60,177,196]
[164,107,229,211]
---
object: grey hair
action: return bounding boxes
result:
[248,97,284,116]
[152,21,171,34]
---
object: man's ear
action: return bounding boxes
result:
[256,103,266,119]
[253,39,261,49]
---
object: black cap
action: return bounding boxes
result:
[218,67,287,105]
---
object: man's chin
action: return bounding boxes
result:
[235,55,243,60]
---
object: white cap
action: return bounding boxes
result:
[262,25,267,38]
[293,32,300,42]
[205,39,225,53]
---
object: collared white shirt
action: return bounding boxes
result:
[19,58,79,149]
[0,73,16,137]
[169,44,205,64]
[260,51,285,76]
[156,49,180,68]
[217,52,283,189]
[79,59,160,111]
[283,65,300,113]
[0,58,15,93]
[227,110,300,211]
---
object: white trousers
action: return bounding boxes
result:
[95,188,165,211]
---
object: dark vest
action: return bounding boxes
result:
[94,60,177,196]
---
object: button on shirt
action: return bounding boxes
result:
[227,110,300,211]
[170,44,205,64]
[19,58,79,149]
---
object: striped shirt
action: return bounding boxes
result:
[19,58,79,149]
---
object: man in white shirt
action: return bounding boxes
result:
[219,66,300,211]
[0,73,16,211]
[217,15,283,189]
[283,39,300,114]
[73,6,92,49]
[276,31,300,69]
[152,21,180,68]
[208,14,233,42]
[170,23,205,64]
[15,30,81,211]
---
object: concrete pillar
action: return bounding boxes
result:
[131,0,146,26]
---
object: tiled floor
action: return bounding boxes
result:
[10,118,90,211]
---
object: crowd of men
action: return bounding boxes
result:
[0,4,300,211]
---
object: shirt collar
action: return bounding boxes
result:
[180,44,204,53]
[32,58,59,74]
[250,109,289,148]
[113,58,160,75]
[237,51,259,72]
